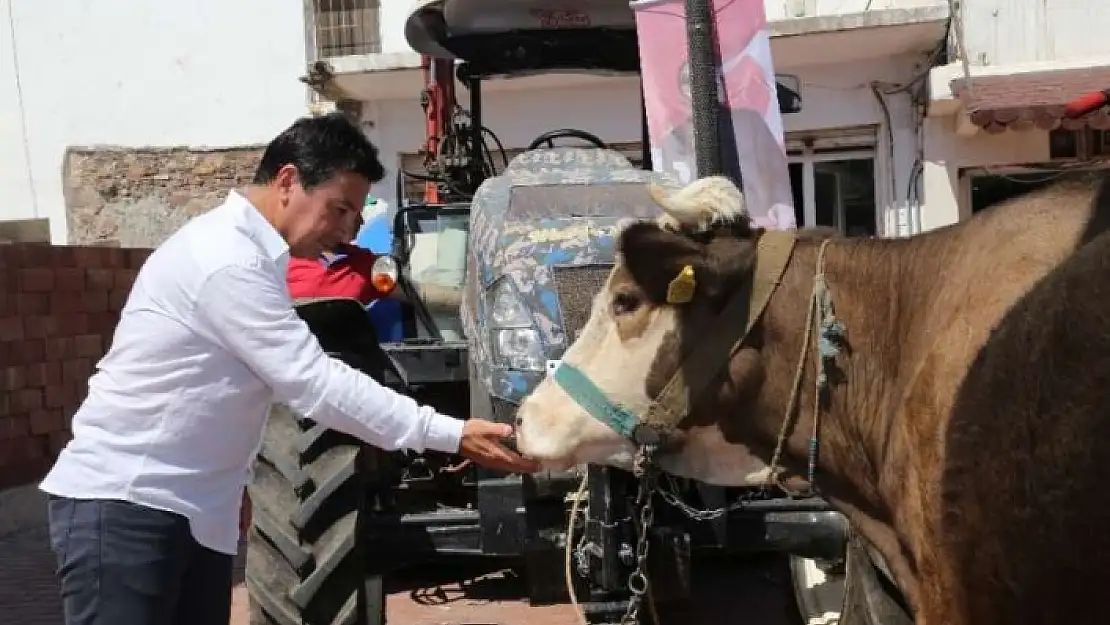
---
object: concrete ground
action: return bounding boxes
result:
[3,484,802,625]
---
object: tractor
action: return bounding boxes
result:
[243,0,904,624]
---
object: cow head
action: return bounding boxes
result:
[516,176,788,486]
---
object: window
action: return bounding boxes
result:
[968,171,1062,214]
[788,150,878,237]
[395,207,470,340]
[964,163,1110,215]
[313,0,380,58]
[1048,127,1110,161]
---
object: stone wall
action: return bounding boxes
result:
[0,147,264,494]
[63,146,264,248]
[0,243,151,490]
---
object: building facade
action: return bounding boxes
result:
[324,0,950,239]
[3,0,1110,245]
[925,0,1110,229]
[0,0,309,245]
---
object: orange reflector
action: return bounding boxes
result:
[372,273,396,294]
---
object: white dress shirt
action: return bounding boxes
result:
[40,191,464,555]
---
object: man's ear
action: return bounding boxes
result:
[273,163,299,202]
[618,222,707,304]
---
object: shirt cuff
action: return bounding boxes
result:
[422,408,465,454]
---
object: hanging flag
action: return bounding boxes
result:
[632,0,797,229]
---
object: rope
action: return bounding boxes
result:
[565,473,590,625]
[811,242,845,485]
[765,239,839,495]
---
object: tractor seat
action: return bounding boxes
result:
[293,297,398,383]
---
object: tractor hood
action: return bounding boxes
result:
[460,146,678,402]
[404,0,641,78]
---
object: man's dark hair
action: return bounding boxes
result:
[253,112,386,190]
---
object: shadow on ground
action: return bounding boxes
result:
[4,510,804,625]
[377,552,804,625]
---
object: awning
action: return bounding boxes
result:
[951,66,1110,133]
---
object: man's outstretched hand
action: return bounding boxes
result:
[459,418,540,474]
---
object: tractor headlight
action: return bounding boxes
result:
[486,277,545,372]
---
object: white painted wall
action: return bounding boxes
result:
[0,0,309,243]
[379,0,423,57]
[919,0,1110,231]
[961,0,1110,67]
[785,56,923,236]
[773,0,945,19]
[360,53,923,237]
[920,121,1048,231]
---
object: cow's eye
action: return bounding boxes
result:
[611,292,641,316]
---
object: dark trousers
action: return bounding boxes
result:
[47,496,233,625]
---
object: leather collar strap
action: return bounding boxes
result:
[642,229,798,432]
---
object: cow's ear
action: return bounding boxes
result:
[618,222,706,304]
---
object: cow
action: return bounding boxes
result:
[515,172,1110,625]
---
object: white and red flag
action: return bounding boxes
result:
[632,0,797,229]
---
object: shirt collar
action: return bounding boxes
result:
[320,243,355,267]
[228,190,290,262]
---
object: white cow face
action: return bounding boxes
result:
[515,177,778,486]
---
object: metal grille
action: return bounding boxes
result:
[491,396,518,425]
[507,183,664,221]
[551,265,613,343]
[313,0,381,58]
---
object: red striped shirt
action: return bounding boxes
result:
[286,244,387,305]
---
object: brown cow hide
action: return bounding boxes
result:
[623,171,1110,625]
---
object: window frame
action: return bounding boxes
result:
[311,0,381,59]
[788,147,878,234]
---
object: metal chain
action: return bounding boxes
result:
[653,474,761,521]
[622,451,657,625]
[617,448,780,624]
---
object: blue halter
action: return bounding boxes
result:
[552,363,642,440]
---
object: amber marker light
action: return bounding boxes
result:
[371,255,399,295]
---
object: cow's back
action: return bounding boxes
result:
[936,220,1110,624]
[864,172,1110,624]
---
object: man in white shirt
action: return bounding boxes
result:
[39,112,539,625]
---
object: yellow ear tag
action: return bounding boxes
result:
[666,265,697,304]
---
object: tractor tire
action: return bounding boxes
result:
[245,403,386,625]
[790,552,845,625]
[790,528,914,625]
[838,530,913,625]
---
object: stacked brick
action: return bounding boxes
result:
[0,243,152,489]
